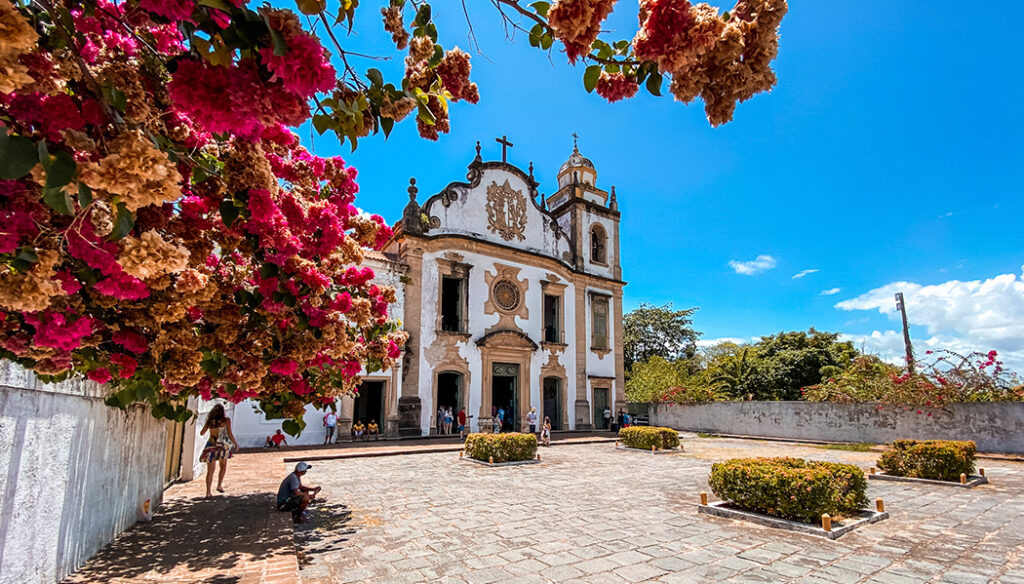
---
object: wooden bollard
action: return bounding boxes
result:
[869,466,876,475]
[980,468,986,477]
[489,456,494,464]
[821,514,832,532]
[876,498,885,513]
[536,453,541,461]
[700,492,708,505]
[652,445,657,453]
[960,473,967,484]
[459,451,463,458]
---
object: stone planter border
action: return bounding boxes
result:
[463,457,541,467]
[868,473,988,488]
[614,443,683,454]
[698,502,888,540]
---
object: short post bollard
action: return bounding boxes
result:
[459,451,463,458]
[980,468,986,477]
[700,492,708,506]
[960,473,967,485]
[869,466,876,475]
[652,445,657,453]
[876,498,885,513]
[536,453,541,461]
[821,514,832,532]
[489,456,494,464]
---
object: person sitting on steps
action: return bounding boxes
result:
[352,419,365,441]
[367,419,379,440]
[264,429,287,448]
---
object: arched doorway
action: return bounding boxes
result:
[542,377,562,430]
[436,371,462,434]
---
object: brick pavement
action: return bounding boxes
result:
[293,436,1024,584]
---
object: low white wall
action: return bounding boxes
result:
[0,363,167,584]
[650,401,1024,453]
[232,401,334,448]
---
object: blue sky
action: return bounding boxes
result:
[301,1,1024,371]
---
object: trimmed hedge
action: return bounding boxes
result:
[709,457,868,524]
[464,432,537,463]
[618,426,681,450]
[877,439,976,481]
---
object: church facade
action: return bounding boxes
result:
[230,141,625,445]
[388,141,626,435]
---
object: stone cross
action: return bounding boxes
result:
[495,135,514,163]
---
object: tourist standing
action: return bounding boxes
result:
[444,407,454,434]
[603,407,611,430]
[437,406,445,434]
[323,410,337,444]
[199,404,239,498]
[497,407,506,432]
[457,407,467,439]
[527,407,538,433]
[541,417,552,447]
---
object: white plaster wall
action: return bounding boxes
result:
[0,363,166,584]
[416,250,580,433]
[426,167,572,263]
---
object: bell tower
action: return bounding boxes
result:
[545,137,621,280]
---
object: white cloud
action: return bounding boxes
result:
[696,337,750,348]
[792,269,819,279]
[836,266,1024,373]
[728,255,777,275]
[821,287,841,295]
[938,211,954,218]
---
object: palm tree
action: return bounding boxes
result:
[711,347,758,398]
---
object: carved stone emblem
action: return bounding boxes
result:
[492,279,521,312]
[485,180,527,241]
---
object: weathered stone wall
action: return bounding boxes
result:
[650,401,1024,454]
[0,362,167,584]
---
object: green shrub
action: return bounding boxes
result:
[618,426,680,450]
[877,440,976,481]
[708,457,868,523]
[464,432,537,463]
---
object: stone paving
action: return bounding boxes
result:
[294,436,1024,584]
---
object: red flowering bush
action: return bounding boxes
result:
[803,351,1021,406]
[0,0,416,427]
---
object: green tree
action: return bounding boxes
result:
[623,304,700,372]
[709,347,760,398]
[625,356,688,403]
[747,329,858,400]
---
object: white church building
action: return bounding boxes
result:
[232,140,626,445]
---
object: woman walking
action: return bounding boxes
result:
[200,404,239,498]
[541,417,552,447]
[444,407,454,435]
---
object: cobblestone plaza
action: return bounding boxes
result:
[293,436,1024,584]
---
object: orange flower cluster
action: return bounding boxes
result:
[548,0,616,62]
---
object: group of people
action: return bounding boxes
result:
[350,419,380,440]
[437,406,468,437]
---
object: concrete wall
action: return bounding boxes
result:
[651,401,1024,454]
[0,363,167,584]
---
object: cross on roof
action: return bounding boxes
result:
[495,135,514,163]
[572,132,579,149]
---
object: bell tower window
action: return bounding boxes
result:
[591,224,607,265]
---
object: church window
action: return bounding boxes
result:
[591,296,609,350]
[591,225,607,265]
[441,276,465,332]
[544,294,560,343]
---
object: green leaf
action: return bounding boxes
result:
[646,71,663,97]
[261,11,288,56]
[312,113,332,135]
[43,188,74,215]
[529,1,550,17]
[11,247,38,272]
[416,103,435,125]
[381,116,395,139]
[366,68,383,87]
[107,202,134,241]
[44,150,76,190]
[77,183,93,207]
[427,44,443,67]
[294,0,325,15]
[0,133,38,179]
[281,418,301,436]
[540,33,553,50]
[583,65,601,93]
[219,198,240,227]
[529,23,544,48]
[414,3,431,27]
[604,63,620,74]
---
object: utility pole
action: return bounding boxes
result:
[895,292,915,373]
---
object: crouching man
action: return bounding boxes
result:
[276,462,321,523]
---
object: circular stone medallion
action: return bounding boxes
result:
[492,280,521,312]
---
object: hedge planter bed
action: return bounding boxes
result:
[614,442,683,454]
[698,502,887,540]
[617,426,681,451]
[701,457,886,539]
[462,432,539,466]
[872,440,984,486]
[868,472,987,488]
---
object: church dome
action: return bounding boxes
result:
[558,144,595,175]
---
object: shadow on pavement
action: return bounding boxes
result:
[63,494,282,583]
[294,501,355,567]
